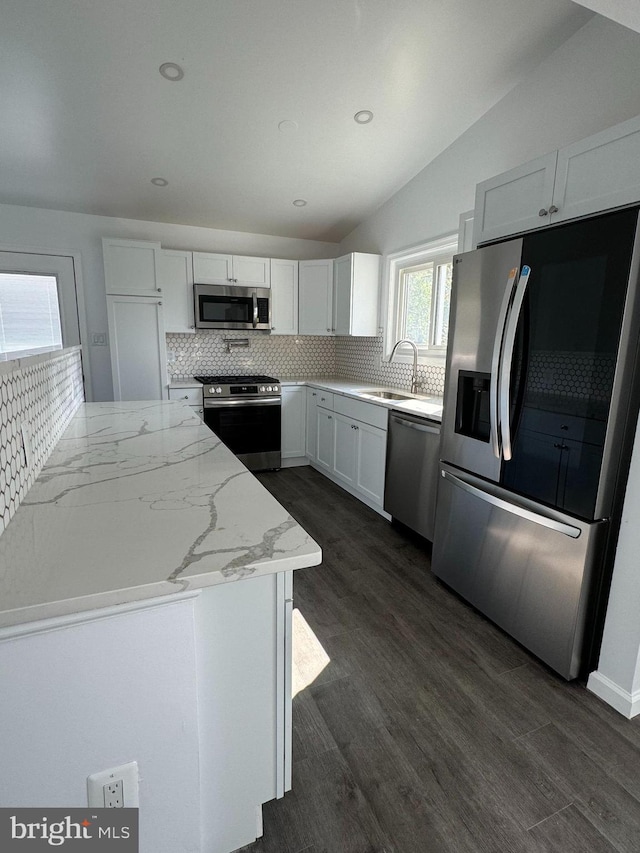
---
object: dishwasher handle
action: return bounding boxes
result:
[390,414,440,435]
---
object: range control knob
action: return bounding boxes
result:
[267,385,273,392]
[259,385,266,392]
[216,387,222,394]
[209,387,215,394]
[273,385,279,392]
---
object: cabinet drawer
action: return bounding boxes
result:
[334,395,388,430]
[169,387,203,406]
[315,390,334,410]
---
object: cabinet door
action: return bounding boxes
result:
[473,152,558,245]
[270,259,298,335]
[306,388,319,461]
[333,255,352,335]
[316,409,335,472]
[233,256,271,288]
[107,295,167,401]
[158,250,195,333]
[102,238,161,296]
[281,386,307,458]
[192,252,233,284]
[333,413,357,487]
[553,115,640,224]
[355,422,387,506]
[298,260,333,336]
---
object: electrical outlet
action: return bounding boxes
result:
[87,761,139,808]
[104,779,124,808]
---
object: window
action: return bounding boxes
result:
[0,273,63,356]
[386,235,457,361]
[0,252,81,363]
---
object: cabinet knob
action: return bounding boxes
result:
[328,415,332,420]
[190,324,195,329]
[538,208,548,217]
[312,392,317,397]
[272,326,276,330]
[326,328,331,332]
[548,205,559,215]
[157,287,162,292]
[182,395,188,400]
[158,301,163,305]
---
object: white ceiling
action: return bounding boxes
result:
[1,0,593,243]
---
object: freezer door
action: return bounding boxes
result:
[441,239,523,481]
[432,463,607,679]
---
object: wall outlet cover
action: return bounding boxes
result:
[87,761,139,808]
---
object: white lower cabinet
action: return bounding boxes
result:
[305,388,319,461]
[333,413,358,487]
[311,392,387,511]
[316,408,335,473]
[356,421,387,505]
[169,386,204,420]
[281,386,307,462]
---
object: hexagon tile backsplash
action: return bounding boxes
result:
[0,348,84,537]
[166,331,446,395]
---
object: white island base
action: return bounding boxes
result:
[0,571,293,853]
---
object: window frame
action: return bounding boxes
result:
[384,234,458,366]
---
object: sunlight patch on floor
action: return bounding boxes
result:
[292,607,330,697]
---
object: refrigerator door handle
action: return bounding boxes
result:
[441,469,582,538]
[490,266,519,459]
[499,264,531,461]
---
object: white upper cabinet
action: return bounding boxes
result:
[102,238,162,297]
[552,114,640,224]
[298,259,334,336]
[473,153,558,246]
[333,252,380,336]
[158,249,195,334]
[192,252,270,287]
[473,115,640,246]
[270,259,298,336]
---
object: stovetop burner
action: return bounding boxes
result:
[194,374,279,384]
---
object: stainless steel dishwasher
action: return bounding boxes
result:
[384,409,441,541]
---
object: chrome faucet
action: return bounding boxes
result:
[389,338,420,394]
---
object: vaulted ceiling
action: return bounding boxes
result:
[1,0,594,241]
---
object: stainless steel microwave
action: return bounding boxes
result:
[194,283,271,330]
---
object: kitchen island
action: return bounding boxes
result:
[0,401,322,853]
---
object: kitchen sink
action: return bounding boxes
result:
[358,390,414,401]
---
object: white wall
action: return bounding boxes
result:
[339,16,640,256]
[0,204,338,401]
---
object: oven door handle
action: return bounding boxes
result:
[204,397,281,408]
[252,292,258,329]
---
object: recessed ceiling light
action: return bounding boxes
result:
[354,110,374,124]
[159,62,184,82]
[292,199,307,207]
[151,177,169,187]
[278,120,299,133]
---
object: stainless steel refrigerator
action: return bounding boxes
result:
[432,206,640,679]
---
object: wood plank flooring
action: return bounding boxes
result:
[237,466,640,853]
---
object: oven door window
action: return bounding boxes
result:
[199,294,253,324]
[204,402,281,454]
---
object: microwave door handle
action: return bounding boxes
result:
[490,266,519,459]
[499,264,531,461]
[252,292,258,329]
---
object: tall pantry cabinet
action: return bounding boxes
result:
[103,238,168,401]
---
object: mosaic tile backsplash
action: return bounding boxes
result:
[167,331,337,380]
[167,331,446,396]
[0,347,85,537]
[335,336,446,396]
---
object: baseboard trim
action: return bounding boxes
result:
[587,670,640,719]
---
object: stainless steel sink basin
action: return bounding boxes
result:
[358,390,413,401]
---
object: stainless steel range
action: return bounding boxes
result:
[194,374,281,471]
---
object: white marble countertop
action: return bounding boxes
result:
[279,377,444,421]
[169,378,444,420]
[0,402,322,629]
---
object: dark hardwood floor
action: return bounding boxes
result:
[238,466,640,853]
